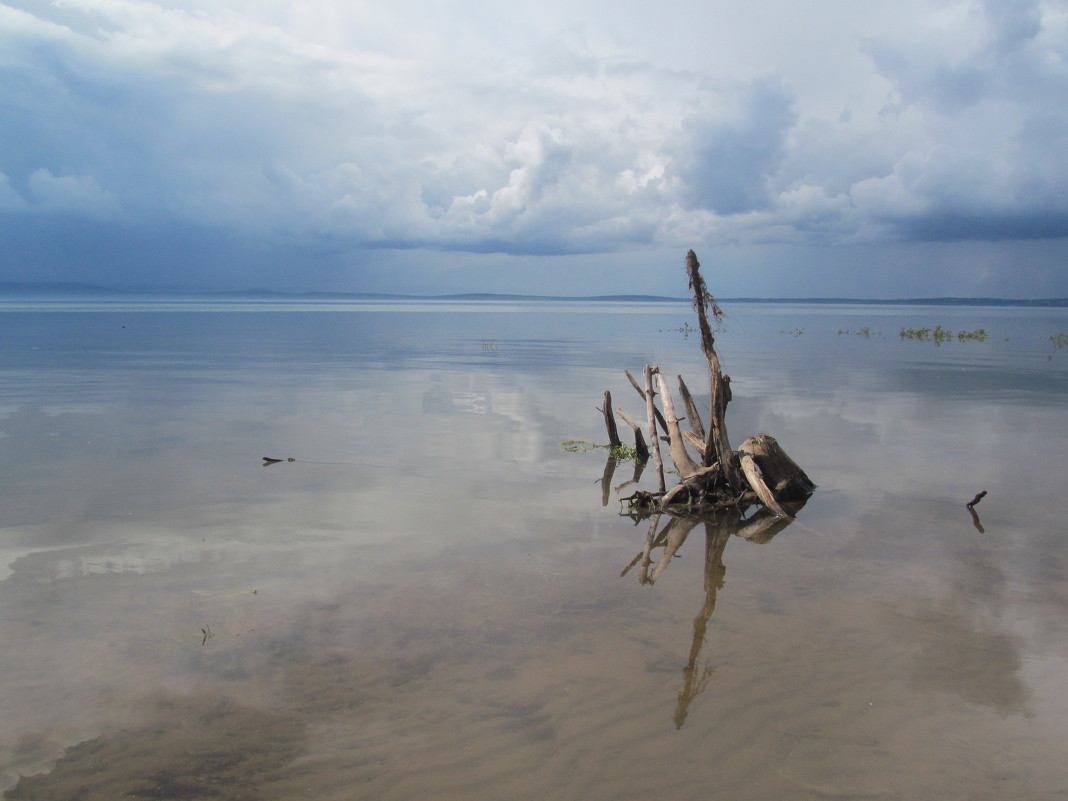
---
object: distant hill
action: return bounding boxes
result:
[1,283,1065,307]
[0,281,122,296]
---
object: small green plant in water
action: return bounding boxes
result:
[660,321,696,337]
[561,440,596,453]
[608,443,641,460]
[1049,333,1068,349]
[932,325,953,345]
[900,326,988,344]
[782,328,804,337]
[900,326,930,341]
[560,440,641,461]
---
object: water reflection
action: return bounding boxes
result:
[597,457,647,506]
[882,509,1030,716]
[3,303,1067,800]
[619,494,808,728]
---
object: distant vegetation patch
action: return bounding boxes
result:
[899,325,988,344]
[1049,333,1068,350]
[660,321,696,337]
[781,328,804,337]
[837,327,877,338]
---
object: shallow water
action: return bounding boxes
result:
[1,301,1067,800]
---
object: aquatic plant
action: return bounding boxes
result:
[660,321,696,337]
[900,326,932,341]
[932,325,953,344]
[899,326,988,344]
[560,440,641,461]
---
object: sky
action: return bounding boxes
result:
[1,0,1067,297]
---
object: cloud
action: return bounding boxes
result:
[26,168,123,219]
[846,1,1068,241]
[0,0,1067,293]
[0,172,28,211]
[670,77,798,216]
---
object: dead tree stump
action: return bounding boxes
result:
[606,250,814,519]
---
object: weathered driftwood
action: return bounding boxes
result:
[644,365,667,493]
[656,370,702,478]
[615,408,650,462]
[737,434,815,501]
[678,374,707,456]
[606,250,813,520]
[685,249,744,491]
[599,390,622,450]
[625,369,668,436]
[678,374,705,443]
[739,452,791,519]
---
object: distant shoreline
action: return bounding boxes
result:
[1,283,1066,308]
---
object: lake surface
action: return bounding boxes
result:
[1,300,1066,800]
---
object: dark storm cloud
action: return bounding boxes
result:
[1,0,1067,294]
[670,77,798,216]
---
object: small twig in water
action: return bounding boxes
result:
[966,490,987,508]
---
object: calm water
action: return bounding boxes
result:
[1,300,1066,800]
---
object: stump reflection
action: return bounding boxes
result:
[620,495,808,729]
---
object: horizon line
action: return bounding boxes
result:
[1,282,1066,307]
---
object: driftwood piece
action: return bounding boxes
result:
[600,390,622,449]
[739,453,791,519]
[737,434,815,501]
[625,369,668,435]
[966,490,987,508]
[615,408,650,462]
[677,375,705,442]
[684,250,745,491]
[644,365,667,493]
[659,464,721,507]
[656,372,702,478]
[599,250,814,521]
[683,430,706,456]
